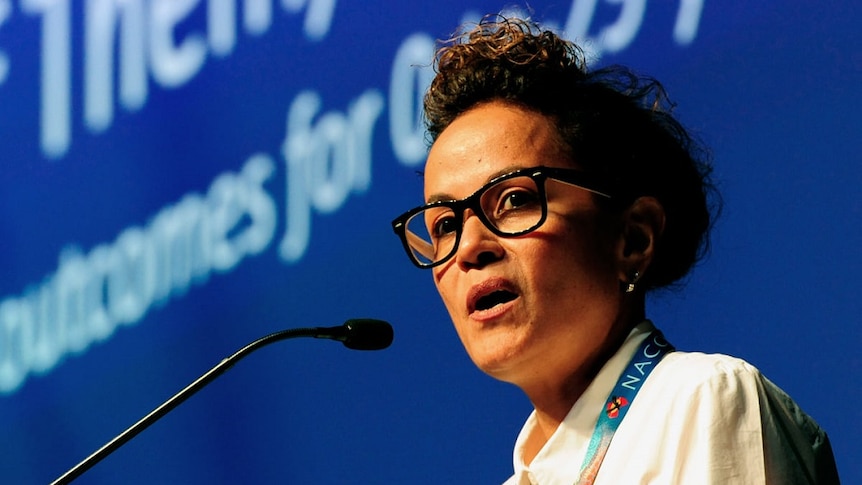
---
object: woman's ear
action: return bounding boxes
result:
[616,196,666,286]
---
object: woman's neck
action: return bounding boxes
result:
[519,308,645,465]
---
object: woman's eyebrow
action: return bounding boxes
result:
[425,165,528,204]
[426,193,456,204]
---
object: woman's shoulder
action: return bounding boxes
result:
[631,350,839,483]
[644,349,826,445]
[652,350,765,388]
[639,350,787,413]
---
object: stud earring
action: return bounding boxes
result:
[624,271,640,293]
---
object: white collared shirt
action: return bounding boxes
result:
[504,321,837,484]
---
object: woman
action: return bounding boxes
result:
[391,16,838,484]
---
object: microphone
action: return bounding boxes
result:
[52,319,393,484]
[312,318,394,350]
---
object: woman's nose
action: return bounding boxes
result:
[455,211,504,269]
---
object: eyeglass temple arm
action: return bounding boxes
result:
[405,230,435,260]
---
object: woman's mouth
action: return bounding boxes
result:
[474,289,518,311]
[467,279,520,317]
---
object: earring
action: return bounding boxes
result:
[624,271,640,293]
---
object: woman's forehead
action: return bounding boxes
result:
[423,103,571,199]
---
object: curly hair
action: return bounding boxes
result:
[424,16,719,290]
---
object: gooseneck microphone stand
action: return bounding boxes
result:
[51,319,393,484]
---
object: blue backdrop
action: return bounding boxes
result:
[1,1,859,483]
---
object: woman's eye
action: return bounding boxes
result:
[432,216,459,237]
[500,190,539,211]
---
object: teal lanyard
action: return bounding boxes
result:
[576,330,674,484]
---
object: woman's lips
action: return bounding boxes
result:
[467,278,520,317]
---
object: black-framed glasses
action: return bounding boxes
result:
[391,166,614,268]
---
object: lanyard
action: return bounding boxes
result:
[576,329,674,484]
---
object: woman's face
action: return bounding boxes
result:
[424,101,629,391]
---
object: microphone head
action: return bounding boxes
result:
[341,319,394,350]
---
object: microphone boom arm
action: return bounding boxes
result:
[52,319,393,484]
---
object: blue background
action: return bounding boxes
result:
[0,1,859,483]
